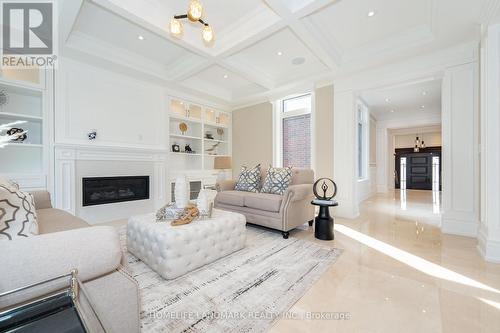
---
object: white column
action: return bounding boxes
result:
[478,24,500,262]
[54,148,76,214]
[441,62,479,237]
[333,89,359,218]
[375,126,388,193]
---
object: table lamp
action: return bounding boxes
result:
[214,156,231,182]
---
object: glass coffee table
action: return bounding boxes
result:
[0,270,107,333]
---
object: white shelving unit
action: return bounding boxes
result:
[0,69,51,191]
[167,97,232,202]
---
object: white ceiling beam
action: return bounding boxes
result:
[262,0,340,71]
[59,0,84,45]
[217,59,275,90]
[169,59,215,82]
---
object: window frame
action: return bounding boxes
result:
[274,93,313,168]
[357,100,369,180]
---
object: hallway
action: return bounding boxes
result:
[272,190,500,333]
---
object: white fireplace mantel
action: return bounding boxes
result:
[54,144,167,221]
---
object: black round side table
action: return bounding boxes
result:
[311,200,338,240]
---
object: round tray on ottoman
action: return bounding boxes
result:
[127,209,246,280]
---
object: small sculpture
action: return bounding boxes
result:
[184,144,193,153]
[205,142,220,155]
[88,130,97,140]
[217,127,224,140]
[7,128,27,142]
[179,122,188,135]
[205,132,214,140]
[313,178,337,200]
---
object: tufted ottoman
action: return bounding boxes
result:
[127,209,246,279]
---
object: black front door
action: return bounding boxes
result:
[406,154,432,190]
[395,147,441,191]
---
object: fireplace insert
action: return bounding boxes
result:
[82,176,149,206]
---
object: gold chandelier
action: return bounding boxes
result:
[170,0,214,44]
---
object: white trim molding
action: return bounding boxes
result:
[441,62,479,238]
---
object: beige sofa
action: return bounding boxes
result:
[215,167,314,238]
[0,191,140,333]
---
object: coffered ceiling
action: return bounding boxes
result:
[61,0,500,108]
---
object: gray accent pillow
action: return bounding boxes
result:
[235,164,261,193]
[0,181,39,241]
[261,166,293,195]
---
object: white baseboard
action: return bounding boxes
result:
[477,229,500,263]
[441,213,478,237]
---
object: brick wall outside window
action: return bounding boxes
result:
[283,114,311,168]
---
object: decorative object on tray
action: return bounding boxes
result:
[234,164,261,193]
[179,122,188,135]
[204,131,214,140]
[311,178,338,241]
[261,165,293,195]
[156,203,185,221]
[174,176,189,209]
[217,127,224,140]
[184,144,195,153]
[0,89,9,108]
[171,205,199,226]
[87,129,97,140]
[196,189,217,218]
[171,143,180,152]
[0,121,26,148]
[6,127,27,142]
[205,142,219,155]
[214,156,231,182]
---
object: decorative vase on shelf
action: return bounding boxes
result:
[174,176,189,209]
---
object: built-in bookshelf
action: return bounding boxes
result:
[0,69,50,191]
[167,97,232,200]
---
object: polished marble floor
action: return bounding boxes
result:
[271,190,500,333]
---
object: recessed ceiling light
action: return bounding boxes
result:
[137,35,144,40]
[421,105,425,109]
[390,109,395,113]
[223,74,228,79]
[385,98,390,102]
[367,10,376,17]
[422,91,427,96]
[277,51,283,56]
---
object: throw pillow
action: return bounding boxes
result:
[0,181,39,241]
[261,166,293,195]
[234,164,261,193]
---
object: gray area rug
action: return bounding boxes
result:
[118,225,342,333]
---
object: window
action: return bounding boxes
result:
[357,101,368,179]
[278,94,312,168]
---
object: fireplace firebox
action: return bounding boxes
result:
[82,176,150,207]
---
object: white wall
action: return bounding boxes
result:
[55,58,166,149]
